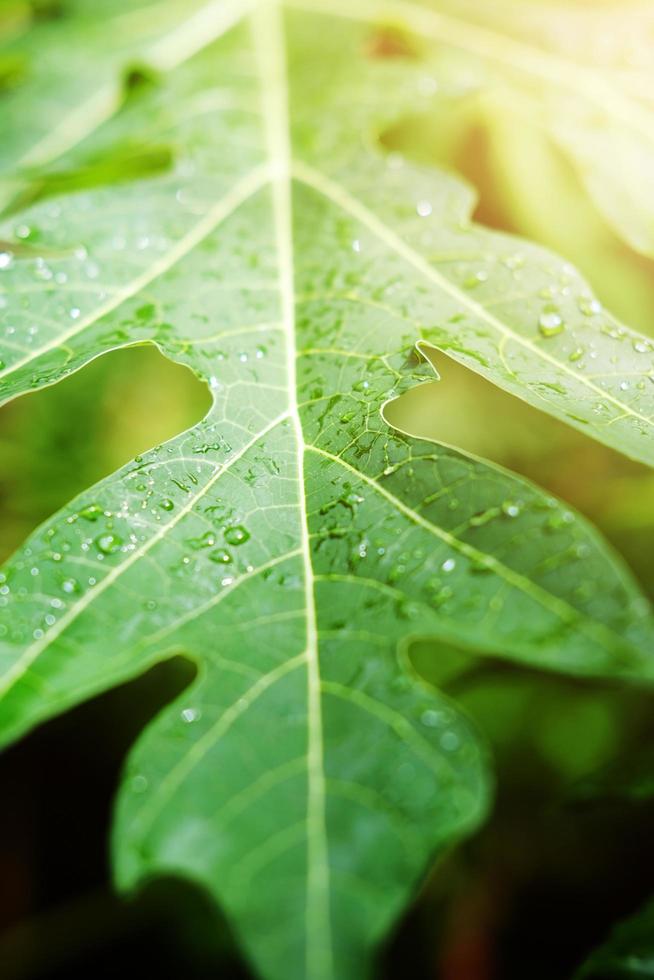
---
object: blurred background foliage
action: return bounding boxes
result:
[1,0,654,978]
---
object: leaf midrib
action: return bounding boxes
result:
[3,70,652,439]
[2,3,652,973]
[3,153,651,434]
[2,85,650,693]
[12,0,653,177]
[252,5,333,977]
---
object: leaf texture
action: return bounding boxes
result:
[1,3,653,979]
[2,3,654,462]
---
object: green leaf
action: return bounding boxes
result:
[1,3,654,979]
[576,899,654,979]
[2,2,654,462]
[7,0,654,257]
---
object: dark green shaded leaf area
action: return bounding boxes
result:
[1,2,654,978]
[577,900,654,979]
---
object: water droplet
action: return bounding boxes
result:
[464,270,488,289]
[159,498,174,511]
[547,510,575,530]
[188,531,216,549]
[416,200,432,217]
[209,548,232,564]
[224,525,250,546]
[397,598,419,619]
[538,311,564,337]
[79,503,103,521]
[440,731,460,751]
[96,533,123,555]
[578,296,602,316]
[441,557,456,573]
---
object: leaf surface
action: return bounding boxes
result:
[1,3,654,979]
[2,3,654,462]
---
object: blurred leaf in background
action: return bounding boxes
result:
[576,899,654,979]
[0,345,210,562]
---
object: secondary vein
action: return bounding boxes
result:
[292,160,653,432]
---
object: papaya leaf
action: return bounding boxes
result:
[2,2,654,461]
[1,3,653,979]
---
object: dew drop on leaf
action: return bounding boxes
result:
[440,731,460,751]
[224,525,250,546]
[96,533,123,555]
[538,311,565,337]
[188,531,216,549]
[209,548,232,564]
[577,296,602,316]
[79,504,103,521]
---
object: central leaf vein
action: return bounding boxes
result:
[253,3,333,977]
